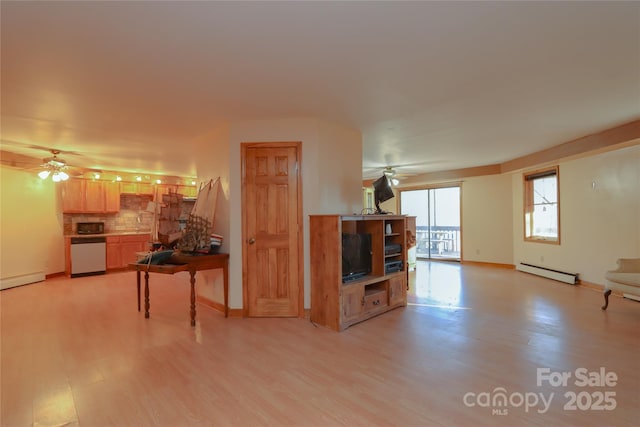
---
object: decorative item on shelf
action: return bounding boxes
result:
[175,177,221,255]
[209,233,224,254]
[158,190,184,247]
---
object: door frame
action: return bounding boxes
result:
[240,141,304,317]
[398,183,463,261]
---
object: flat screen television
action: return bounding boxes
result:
[372,174,394,214]
[342,233,372,282]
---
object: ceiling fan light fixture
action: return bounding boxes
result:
[51,170,69,182]
[39,165,69,182]
[48,159,66,168]
[37,150,70,182]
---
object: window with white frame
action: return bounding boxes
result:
[524,166,560,243]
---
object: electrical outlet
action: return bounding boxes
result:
[540,255,545,263]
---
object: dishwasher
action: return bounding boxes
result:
[70,236,107,278]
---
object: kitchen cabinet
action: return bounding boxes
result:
[177,185,198,198]
[106,234,150,269]
[121,235,148,266]
[106,236,122,269]
[157,184,177,196]
[105,182,120,212]
[84,181,105,212]
[120,182,154,196]
[61,180,85,212]
[153,184,197,198]
[62,179,120,213]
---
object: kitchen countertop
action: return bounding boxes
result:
[65,231,152,238]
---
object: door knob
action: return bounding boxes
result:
[248,237,256,244]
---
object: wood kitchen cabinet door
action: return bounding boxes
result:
[104,182,120,212]
[61,180,85,212]
[119,235,149,266]
[177,185,197,198]
[120,182,154,196]
[106,237,122,269]
[84,181,105,212]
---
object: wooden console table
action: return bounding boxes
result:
[128,253,229,326]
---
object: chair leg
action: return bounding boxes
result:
[601,289,612,310]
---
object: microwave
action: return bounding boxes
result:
[77,222,105,235]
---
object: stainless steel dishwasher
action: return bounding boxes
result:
[70,236,107,278]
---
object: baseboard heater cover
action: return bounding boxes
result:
[516,263,578,285]
[0,271,45,290]
[623,293,640,302]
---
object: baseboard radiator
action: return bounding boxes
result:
[516,263,578,285]
[0,271,45,290]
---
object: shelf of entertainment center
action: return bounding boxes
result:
[341,271,403,287]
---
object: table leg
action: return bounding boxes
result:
[190,271,196,326]
[136,270,141,312]
[144,271,150,319]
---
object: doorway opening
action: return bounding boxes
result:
[400,186,461,261]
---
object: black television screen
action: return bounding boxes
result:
[342,233,372,282]
[372,174,394,214]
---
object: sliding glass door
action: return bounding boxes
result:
[400,186,461,260]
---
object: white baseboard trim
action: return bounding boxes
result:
[0,272,45,290]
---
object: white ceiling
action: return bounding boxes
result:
[1,1,639,180]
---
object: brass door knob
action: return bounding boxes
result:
[248,238,256,244]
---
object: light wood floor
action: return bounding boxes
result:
[1,261,638,426]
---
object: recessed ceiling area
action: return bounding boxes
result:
[1,1,638,180]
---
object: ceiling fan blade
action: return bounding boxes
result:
[0,150,43,169]
[0,139,84,157]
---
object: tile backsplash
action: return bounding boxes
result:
[64,195,156,234]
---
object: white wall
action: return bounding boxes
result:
[462,174,514,264]
[0,166,65,285]
[192,123,231,304]
[227,118,362,309]
[512,144,640,285]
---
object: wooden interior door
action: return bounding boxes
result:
[242,142,302,317]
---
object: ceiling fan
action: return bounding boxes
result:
[0,143,98,181]
[363,158,446,184]
[382,166,400,186]
[38,150,71,181]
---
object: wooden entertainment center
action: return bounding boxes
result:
[310,214,407,331]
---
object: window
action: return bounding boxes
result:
[524,166,560,243]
